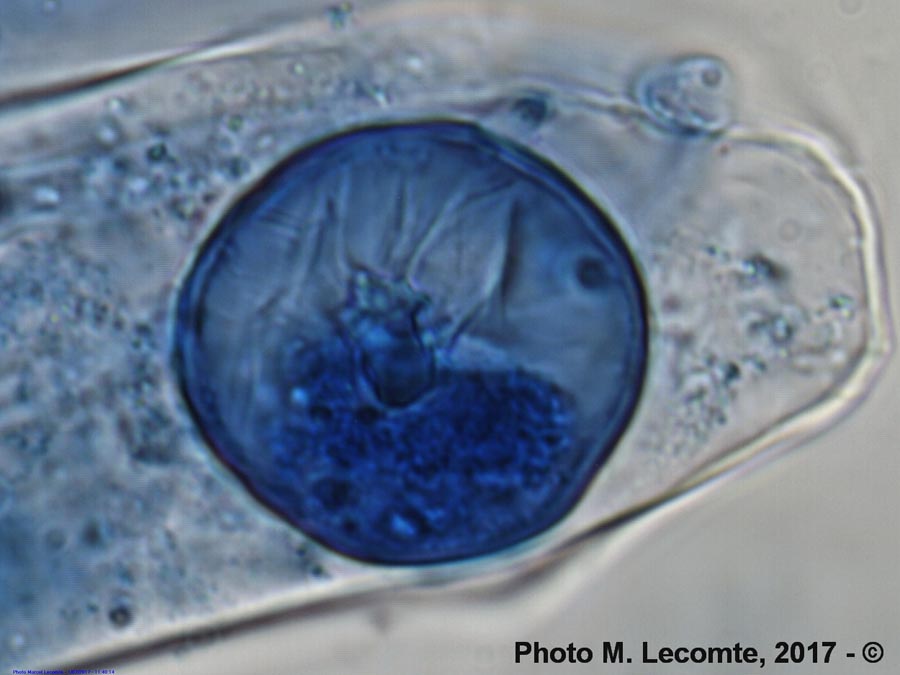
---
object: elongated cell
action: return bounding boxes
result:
[0,1,890,664]
[175,121,648,564]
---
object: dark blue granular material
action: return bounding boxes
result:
[266,337,576,563]
[175,121,647,565]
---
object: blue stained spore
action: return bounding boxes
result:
[175,121,648,565]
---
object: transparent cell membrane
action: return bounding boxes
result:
[0,0,890,668]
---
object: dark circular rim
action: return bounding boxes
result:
[172,118,650,566]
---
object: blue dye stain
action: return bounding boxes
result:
[174,121,648,565]
[511,91,553,128]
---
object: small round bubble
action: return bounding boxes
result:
[636,55,733,133]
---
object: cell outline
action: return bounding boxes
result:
[171,117,652,566]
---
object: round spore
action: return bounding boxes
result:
[174,121,648,564]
